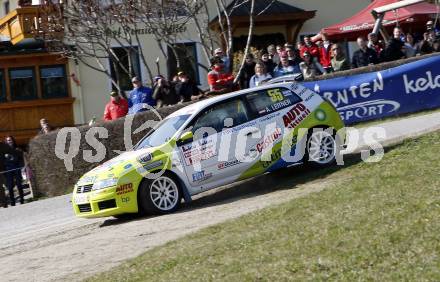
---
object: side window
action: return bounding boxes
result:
[40,65,68,99]
[192,99,249,134]
[9,68,37,101]
[246,87,301,117]
[0,70,6,102]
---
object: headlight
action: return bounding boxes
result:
[92,178,118,191]
[137,153,152,163]
[77,175,97,186]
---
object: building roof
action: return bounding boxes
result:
[322,0,440,41]
[228,0,305,17]
[210,0,306,22]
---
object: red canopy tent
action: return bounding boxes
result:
[320,0,439,41]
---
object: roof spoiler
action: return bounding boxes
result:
[264,73,304,85]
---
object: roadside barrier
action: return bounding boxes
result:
[302,53,440,124]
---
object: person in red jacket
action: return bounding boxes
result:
[300,36,320,60]
[103,91,129,121]
[207,57,235,94]
[318,33,333,72]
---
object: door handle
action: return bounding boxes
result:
[246,129,259,136]
[245,148,258,157]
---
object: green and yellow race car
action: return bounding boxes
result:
[73,81,345,218]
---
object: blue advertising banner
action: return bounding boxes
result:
[302,55,440,124]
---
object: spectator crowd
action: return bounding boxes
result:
[102,71,204,122]
[101,20,440,123]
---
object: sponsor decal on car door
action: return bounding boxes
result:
[216,119,262,180]
[238,87,313,178]
[180,133,219,186]
[180,98,256,188]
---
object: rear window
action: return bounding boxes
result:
[246,87,301,116]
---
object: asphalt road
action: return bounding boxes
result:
[1,112,440,282]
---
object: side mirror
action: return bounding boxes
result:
[177,131,193,146]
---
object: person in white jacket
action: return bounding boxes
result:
[249,62,272,88]
[299,51,326,80]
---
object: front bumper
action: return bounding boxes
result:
[72,186,138,218]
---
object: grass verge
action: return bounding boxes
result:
[87,131,440,281]
[353,107,440,128]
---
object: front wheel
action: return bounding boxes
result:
[306,129,337,168]
[138,174,181,215]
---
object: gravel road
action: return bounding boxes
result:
[1,112,440,282]
[0,172,338,282]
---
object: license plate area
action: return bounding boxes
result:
[74,194,89,205]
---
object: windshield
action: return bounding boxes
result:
[135,115,190,150]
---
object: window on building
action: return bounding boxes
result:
[0,70,5,102]
[109,47,141,92]
[40,65,68,99]
[9,68,37,101]
[4,1,9,15]
[167,43,200,84]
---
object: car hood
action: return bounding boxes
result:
[76,148,154,185]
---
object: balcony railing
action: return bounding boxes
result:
[0,7,40,45]
[0,5,63,45]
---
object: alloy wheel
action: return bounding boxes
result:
[307,131,336,165]
[149,176,179,211]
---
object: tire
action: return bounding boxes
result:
[306,128,337,168]
[138,173,181,215]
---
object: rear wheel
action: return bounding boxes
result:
[138,174,181,215]
[306,129,337,167]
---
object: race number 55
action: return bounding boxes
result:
[267,89,284,102]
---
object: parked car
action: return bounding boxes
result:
[72,82,345,218]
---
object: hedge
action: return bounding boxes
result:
[27,103,188,197]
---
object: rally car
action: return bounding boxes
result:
[72,82,345,218]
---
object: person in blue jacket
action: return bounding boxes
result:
[273,51,301,78]
[128,76,155,114]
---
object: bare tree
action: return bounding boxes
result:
[179,0,241,71]
[131,0,193,70]
[181,0,216,70]
[176,0,274,74]
[233,0,255,84]
[36,0,198,87]
[36,1,126,91]
[35,0,275,89]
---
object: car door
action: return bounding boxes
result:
[243,86,305,175]
[179,98,257,191]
